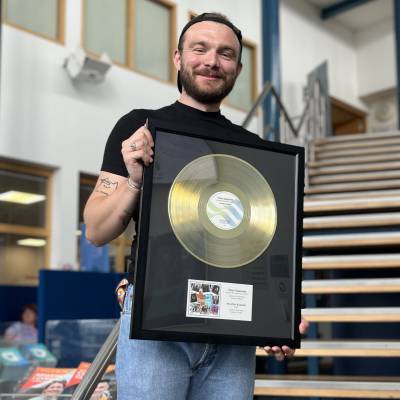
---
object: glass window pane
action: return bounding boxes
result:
[77,175,96,268]
[124,245,131,271]
[122,219,135,241]
[5,0,59,40]
[133,0,171,81]
[228,45,254,111]
[84,0,127,64]
[0,170,47,227]
[78,177,97,227]
[0,233,46,285]
[109,243,118,272]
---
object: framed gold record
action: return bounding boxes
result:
[131,118,304,348]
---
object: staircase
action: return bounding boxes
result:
[255,131,400,398]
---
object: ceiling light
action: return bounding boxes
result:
[17,238,47,247]
[0,191,46,205]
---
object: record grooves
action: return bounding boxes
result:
[168,154,277,268]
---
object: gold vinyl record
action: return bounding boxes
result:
[168,154,277,268]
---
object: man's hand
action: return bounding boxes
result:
[121,120,154,187]
[261,318,309,361]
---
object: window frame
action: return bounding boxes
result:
[225,38,258,113]
[0,159,53,271]
[2,0,66,44]
[81,0,176,84]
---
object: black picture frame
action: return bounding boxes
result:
[130,118,304,348]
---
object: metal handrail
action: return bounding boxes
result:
[242,80,310,141]
[242,81,272,129]
[71,319,120,400]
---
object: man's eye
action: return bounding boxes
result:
[221,52,234,59]
[193,48,206,54]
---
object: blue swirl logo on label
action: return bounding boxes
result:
[206,191,244,230]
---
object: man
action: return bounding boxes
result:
[84,12,307,400]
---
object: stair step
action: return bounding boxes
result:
[314,137,400,152]
[303,212,400,229]
[304,196,400,213]
[310,170,400,185]
[305,189,400,201]
[303,232,400,249]
[302,254,400,269]
[316,145,400,160]
[302,278,400,294]
[308,153,400,167]
[254,376,400,398]
[302,307,400,322]
[313,131,400,145]
[305,180,400,194]
[256,340,400,357]
[308,161,400,176]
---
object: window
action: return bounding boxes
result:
[83,0,175,82]
[2,0,65,43]
[0,160,53,285]
[78,174,133,273]
[133,0,174,81]
[83,0,128,65]
[227,41,257,112]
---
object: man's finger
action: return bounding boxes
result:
[143,128,154,148]
[299,319,309,335]
[282,345,295,358]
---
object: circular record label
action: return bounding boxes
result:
[206,191,244,230]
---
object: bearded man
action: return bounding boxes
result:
[84,12,306,400]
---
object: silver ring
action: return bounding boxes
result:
[130,142,137,151]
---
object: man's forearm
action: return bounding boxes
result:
[84,178,140,246]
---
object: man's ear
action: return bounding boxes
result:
[173,49,181,71]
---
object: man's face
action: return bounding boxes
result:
[174,21,242,104]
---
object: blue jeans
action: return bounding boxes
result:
[116,285,256,400]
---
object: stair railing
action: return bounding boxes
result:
[243,80,312,186]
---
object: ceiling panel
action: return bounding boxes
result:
[306,0,393,32]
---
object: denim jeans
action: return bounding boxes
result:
[116,285,256,400]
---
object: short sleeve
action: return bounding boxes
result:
[4,322,18,337]
[100,112,145,176]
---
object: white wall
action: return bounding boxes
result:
[0,0,262,270]
[280,0,364,117]
[355,18,396,97]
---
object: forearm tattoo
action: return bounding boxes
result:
[95,177,118,196]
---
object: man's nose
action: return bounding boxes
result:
[203,50,219,68]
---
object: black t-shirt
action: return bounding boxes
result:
[100,101,263,277]
[101,101,262,175]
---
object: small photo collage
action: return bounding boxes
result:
[187,280,221,318]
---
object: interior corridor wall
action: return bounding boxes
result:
[356,17,396,96]
[0,0,262,271]
[280,0,364,119]
[355,17,397,132]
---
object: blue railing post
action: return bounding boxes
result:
[394,0,400,129]
[262,0,281,141]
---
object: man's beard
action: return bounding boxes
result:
[179,65,237,104]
